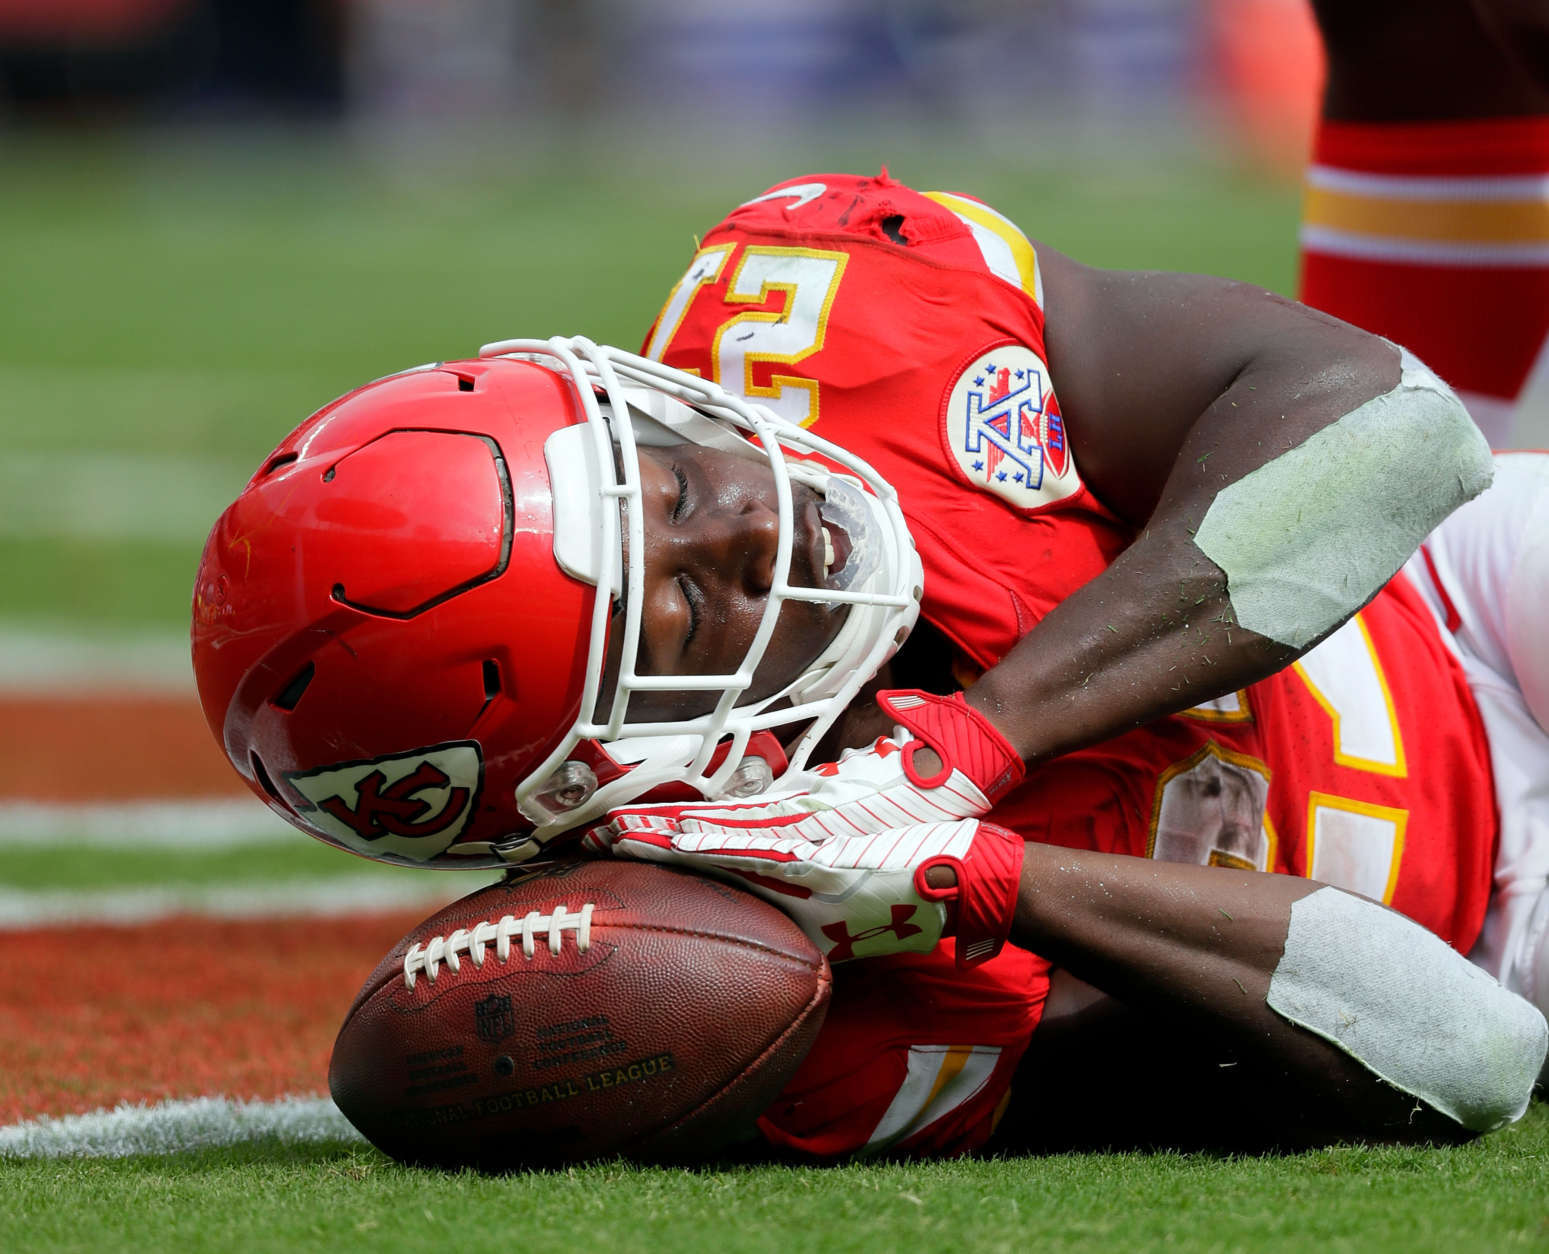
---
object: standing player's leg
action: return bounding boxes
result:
[1300,1,1549,447]
[1403,452,1549,1037]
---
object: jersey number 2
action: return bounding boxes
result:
[645,245,848,428]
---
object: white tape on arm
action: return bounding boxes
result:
[1267,887,1547,1132]
[1195,347,1493,648]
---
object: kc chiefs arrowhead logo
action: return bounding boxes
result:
[317,761,468,840]
[285,741,483,861]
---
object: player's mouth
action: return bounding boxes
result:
[814,476,875,597]
[798,493,854,596]
[819,516,853,586]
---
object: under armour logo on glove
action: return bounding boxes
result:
[585,815,1026,967]
[820,905,925,962]
[593,689,1025,845]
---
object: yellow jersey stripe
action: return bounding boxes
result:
[924,191,1043,306]
[864,1044,1002,1152]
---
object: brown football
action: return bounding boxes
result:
[328,859,831,1170]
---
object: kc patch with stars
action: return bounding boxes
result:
[941,343,1081,511]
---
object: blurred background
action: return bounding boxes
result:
[0,0,1322,915]
[0,0,1322,661]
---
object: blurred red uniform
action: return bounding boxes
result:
[644,172,1497,1156]
[1300,117,1549,448]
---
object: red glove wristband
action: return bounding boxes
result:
[914,821,1026,968]
[877,689,1026,803]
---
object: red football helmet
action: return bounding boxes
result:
[192,337,921,868]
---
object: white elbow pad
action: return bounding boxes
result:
[1194,347,1493,648]
[1267,887,1547,1132]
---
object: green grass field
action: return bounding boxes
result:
[1,131,1302,632]
[4,1108,1548,1254]
[8,131,1546,1253]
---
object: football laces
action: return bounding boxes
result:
[403,904,595,988]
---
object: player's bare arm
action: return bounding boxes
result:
[1010,844,1481,1140]
[594,814,1547,1143]
[961,249,1490,770]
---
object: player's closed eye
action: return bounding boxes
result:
[678,573,703,649]
[671,462,693,522]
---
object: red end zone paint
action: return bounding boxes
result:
[0,912,424,1123]
[0,695,244,801]
[1,691,436,1127]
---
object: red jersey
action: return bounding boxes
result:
[645,171,1498,1155]
[1004,573,1495,946]
[641,172,1129,666]
[756,941,1048,1158]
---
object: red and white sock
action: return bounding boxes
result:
[1299,116,1549,449]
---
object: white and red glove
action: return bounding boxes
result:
[584,815,1026,967]
[602,689,1025,844]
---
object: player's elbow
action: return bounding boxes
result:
[1449,990,1547,1133]
[1378,343,1494,513]
[1268,887,1546,1134]
[1284,334,1493,527]
[1194,340,1492,649]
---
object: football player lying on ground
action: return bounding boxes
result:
[192,174,1545,1154]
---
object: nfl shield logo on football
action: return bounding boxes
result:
[942,343,1081,510]
[475,994,517,1044]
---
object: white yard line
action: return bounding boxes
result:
[0,798,299,848]
[0,798,305,848]
[0,875,475,929]
[0,1094,363,1159]
[0,450,250,542]
[0,625,193,693]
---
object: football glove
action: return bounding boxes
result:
[599,689,1025,844]
[584,814,1026,967]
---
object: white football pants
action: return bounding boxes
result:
[1401,452,1549,1025]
